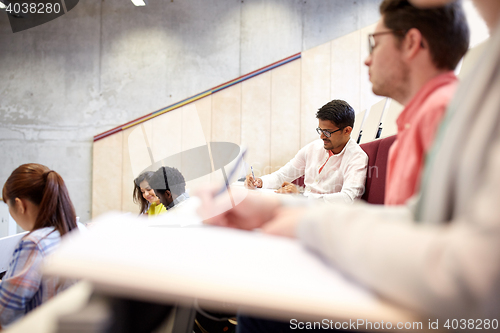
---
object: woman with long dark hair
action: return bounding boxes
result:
[0,163,78,327]
[133,171,166,217]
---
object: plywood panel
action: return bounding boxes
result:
[127,122,153,178]
[360,23,384,113]
[181,102,212,192]
[300,42,331,147]
[195,96,213,146]
[211,84,242,185]
[212,84,242,144]
[270,59,301,174]
[331,30,361,114]
[188,95,213,191]
[241,72,272,178]
[122,127,139,215]
[151,110,183,164]
[92,132,123,218]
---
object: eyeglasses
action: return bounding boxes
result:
[368,30,406,54]
[316,127,343,138]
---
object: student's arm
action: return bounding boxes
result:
[297,141,500,319]
[0,238,43,326]
[261,144,308,189]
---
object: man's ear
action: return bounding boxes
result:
[344,126,353,136]
[166,190,172,199]
[403,28,424,59]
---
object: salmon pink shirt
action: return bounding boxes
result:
[385,72,458,205]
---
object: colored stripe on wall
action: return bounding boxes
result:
[94,53,301,142]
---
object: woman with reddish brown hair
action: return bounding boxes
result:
[133,171,167,217]
[0,163,78,327]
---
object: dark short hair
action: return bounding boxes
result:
[316,99,355,129]
[149,166,186,196]
[380,0,469,70]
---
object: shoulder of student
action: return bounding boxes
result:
[20,227,61,256]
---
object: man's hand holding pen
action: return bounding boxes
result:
[245,174,263,189]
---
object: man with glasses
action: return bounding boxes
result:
[366,0,468,205]
[200,1,479,331]
[244,99,368,204]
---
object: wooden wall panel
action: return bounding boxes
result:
[270,60,301,174]
[122,127,140,214]
[126,122,153,179]
[195,96,213,146]
[300,42,331,148]
[151,110,182,164]
[92,131,123,218]
[211,84,242,144]
[241,72,272,178]
[331,30,361,114]
[360,23,384,114]
[181,102,212,192]
[187,95,213,191]
[211,84,242,184]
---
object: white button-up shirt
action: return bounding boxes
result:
[261,138,368,203]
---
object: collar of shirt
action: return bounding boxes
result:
[327,137,352,157]
[396,71,457,132]
[166,192,190,210]
[318,138,352,173]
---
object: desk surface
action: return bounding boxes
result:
[42,211,428,330]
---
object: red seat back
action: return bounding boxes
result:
[360,135,397,204]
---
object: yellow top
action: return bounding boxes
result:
[147,202,167,218]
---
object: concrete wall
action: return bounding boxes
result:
[0,0,381,222]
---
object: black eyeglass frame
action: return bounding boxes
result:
[368,29,425,54]
[368,29,406,54]
[316,127,343,138]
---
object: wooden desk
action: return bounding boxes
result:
[41,212,433,332]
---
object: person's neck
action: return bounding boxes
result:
[397,67,450,106]
[331,139,349,155]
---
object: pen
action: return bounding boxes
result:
[250,165,256,184]
[214,148,247,197]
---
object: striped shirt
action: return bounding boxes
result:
[0,227,73,327]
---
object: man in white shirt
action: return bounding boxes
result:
[244,99,368,204]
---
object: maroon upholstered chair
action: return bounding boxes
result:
[360,135,397,204]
